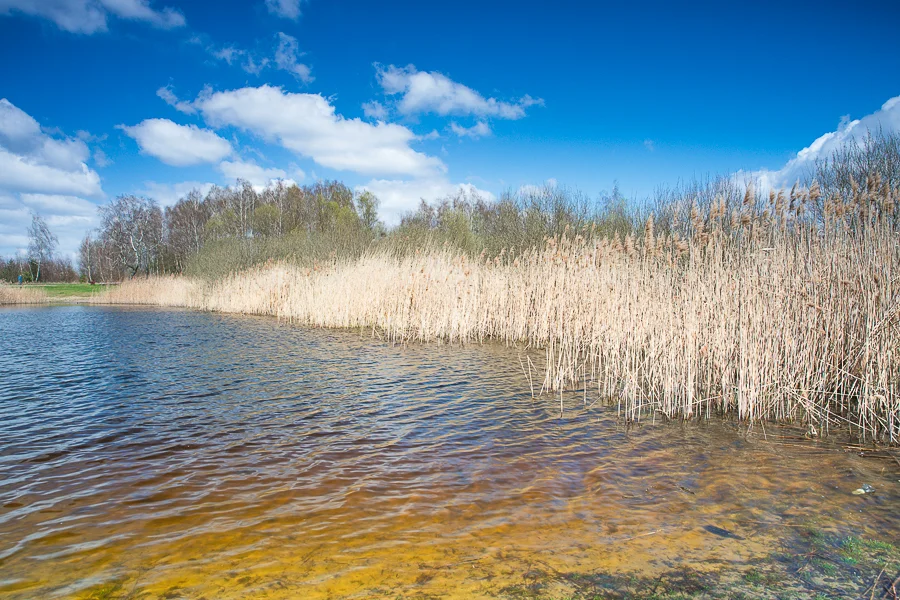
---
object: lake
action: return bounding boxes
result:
[1,305,898,598]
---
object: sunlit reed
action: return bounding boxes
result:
[0,285,47,305]
[96,177,900,442]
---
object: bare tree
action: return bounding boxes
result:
[99,195,163,279]
[165,189,209,272]
[27,213,58,282]
[78,233,96,282]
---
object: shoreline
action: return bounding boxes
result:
[7,278,900,450]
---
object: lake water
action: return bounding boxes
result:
[1,305,898,599]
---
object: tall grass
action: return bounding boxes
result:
[97,176,900,442]
[0,285,48,305]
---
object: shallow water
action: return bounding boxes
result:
[0,305,898,599]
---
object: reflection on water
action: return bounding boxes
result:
[0,305,898,599]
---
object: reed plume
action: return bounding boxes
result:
[0,285,47,305]
[96,179,900,443]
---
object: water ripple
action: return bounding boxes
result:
[0,305,898,598]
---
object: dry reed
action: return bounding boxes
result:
[0,285,47,305]
[97,178,900,442]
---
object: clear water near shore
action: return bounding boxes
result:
[0,305,898,599]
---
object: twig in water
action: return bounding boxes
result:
[869,567,885,600]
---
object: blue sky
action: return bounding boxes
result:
[1,0,899,257]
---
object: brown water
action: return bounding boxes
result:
[0,305,898,599]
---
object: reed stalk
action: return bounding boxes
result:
[0,285,47,305]
[95,179,900,442]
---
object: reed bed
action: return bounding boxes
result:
[0,285,47,305]
[98,178,900,442]
[91,276,199,307]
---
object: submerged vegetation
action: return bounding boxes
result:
[493,531,900,599]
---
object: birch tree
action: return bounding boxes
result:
[98,195,163,278]
[27,214,57,282]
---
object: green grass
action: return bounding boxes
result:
[840,536,899,565]
[28,283,117,298]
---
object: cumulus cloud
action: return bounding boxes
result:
[119,118,233,166]
[265,0,304,19]
[0,152,103,198]
[0,99,107,257]
[375,64,543,119]
[0,204,30,252]
[20,193,98,218]
[357,178,495,225]
[194,85,445,178]
[362,100,387,121]
[92,148,112,167]
[0,99,103,198]
[0,204,96,260]
[748,95,900,190]
[0,0,185,34]
[450,121,491,139]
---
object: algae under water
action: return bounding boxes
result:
[0,306,898,599]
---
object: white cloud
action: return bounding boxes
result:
[274,32,313,83]
[362,100,387,121]
[211,46,241,65]
[76,129,106,143]
[20,193,98,218]
[218,159,293,187]
[644,139,655,152]
[0,150,103,197]
[748,94,900,190]
[157,85,197,114]
[517,178,558,197]
[92,148,112,167]
[0,98,103,198]
[194,85,446,178]
[357,178,495,225]
[0,0,185,34]
[241,55,270,76]
[0,195,101,259]
[450,121,491,139]
[375,64,543,119]
[199,33,311,80]
[120,118,233,166]
[138,180,215,208]
[265,0,303,19]
[0,100,106,257]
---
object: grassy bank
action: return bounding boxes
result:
[0,283,118,304]
[96,176,900,443]
[30,283,114,298]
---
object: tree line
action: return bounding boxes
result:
[4,130,897,284]
[80,179,382,281]
[2,179,382,284]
